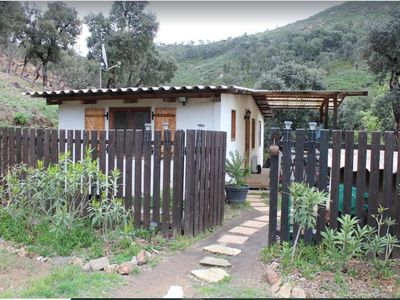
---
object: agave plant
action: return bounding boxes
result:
[225,151,250,187]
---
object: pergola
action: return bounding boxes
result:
[252,90,368,129]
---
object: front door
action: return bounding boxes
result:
[244,114,251,166]
[154,108,176,140]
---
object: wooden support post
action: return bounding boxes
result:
[333,97,338,129]
[324,98,329,129]
[319,106,324,124]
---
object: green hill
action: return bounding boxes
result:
[160,2,397,91]
[0,72,57,128]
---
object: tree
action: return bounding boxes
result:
[24,2,81,87]
[0,2,27,73]
[85,1,176,88]
[363,10,400,132]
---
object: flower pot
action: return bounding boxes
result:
[225,184,249,204]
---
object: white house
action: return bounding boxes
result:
[25,85,368,174]
[26,85,267,169]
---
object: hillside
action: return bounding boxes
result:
[160,2,397,90]
[0,71,57,128]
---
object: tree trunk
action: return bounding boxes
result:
[42,61,48,87]
[33,63,43,86]
[21,55,29,76]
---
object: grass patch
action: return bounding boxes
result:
[224,202,252,220]
[1,265,123,298]
[0,249,34,272]
[168,229,214,252]
[196,276,269,298]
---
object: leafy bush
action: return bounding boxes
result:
[289,182,328,261]
[321,206,400,274]
[225,151,250,187]
[0,147,131,255]
[13,112,28,126]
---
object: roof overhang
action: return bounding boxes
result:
[24,85,368,117]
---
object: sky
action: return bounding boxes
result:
[38,1,343,56]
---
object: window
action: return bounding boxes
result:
[259,120,262,146]
[251,118,256,149]
[231,110,236,141]
[109,108,151,130]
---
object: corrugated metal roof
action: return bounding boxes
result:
[24,85,257,97]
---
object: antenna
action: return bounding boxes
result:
[99,44,122,88]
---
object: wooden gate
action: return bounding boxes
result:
[268,127,400,247]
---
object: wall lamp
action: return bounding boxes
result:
[177,96,187,106]
[244,109,251,120]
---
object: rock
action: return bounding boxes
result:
[71,257,84,266]
[17,247,28,257]
[145,251,152,258]
[203,244,241,256]
[88,257,110,272]
[268,261,279,271]
[36,256,49,263]
[191,268,230,283]
[164,285,184,298]
[131,256,138,266]
[26,252,37,259]
[199,256,231,267]
[277,282,292,298]
[291,287,306,298]
[51,256,73,266]
[117,262,134,275]
[271,278,282,294]
[265,268,280,285]
[82,263,91,272]
[137,250,148,266]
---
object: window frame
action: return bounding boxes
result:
[251,118,256,149]
[109,107,151,130]
[231,110,236,141]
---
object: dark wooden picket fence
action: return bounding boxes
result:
[268,128,400,247]
[0,127,227,237]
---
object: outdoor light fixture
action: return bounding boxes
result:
[177,96,187,106]
[144,123,152,131]
[244,109,251,119]
[308,122,317,131]
[284,121,293,130]
[162,122,170,130]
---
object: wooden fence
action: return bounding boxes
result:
[0,127,227,237]
[268,128,400,247]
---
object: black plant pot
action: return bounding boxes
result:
[225,184,249,204]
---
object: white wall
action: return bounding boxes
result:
[59,97,221,132]
[58,94,264,165]
[220,93,264,167]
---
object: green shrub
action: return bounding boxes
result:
[225,151,250,187]
[13,112,28,126]
[289,182,328,261]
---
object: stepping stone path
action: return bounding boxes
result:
[163,285,184,298]
[203,244,241,256]
[200,256,231,267]
[191,268,230,283]
[186,192,272,288]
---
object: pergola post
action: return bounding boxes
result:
[319,106,324,123]
[333,96,338,129]
[324,98,329,129]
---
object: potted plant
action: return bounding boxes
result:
[225,151,251,203]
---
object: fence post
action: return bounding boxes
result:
[268,128,280,246]
[143,127,152,228]
[304,122,317,243]
[280,123,291,242]
[162,129,172,237]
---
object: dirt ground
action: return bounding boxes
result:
[110,208,269,298]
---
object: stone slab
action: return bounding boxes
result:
[254,206,269,212]
[203,244,241,256]
[250,202,268,207]
[229,226,259,236]
[191,268,230,283]
[217,234,249,245]
[164,285,184,298]
[254,215,269,222]
[241,220,267,228]
[199,256,231,267]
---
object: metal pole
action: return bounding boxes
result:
[99,66,102,89]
